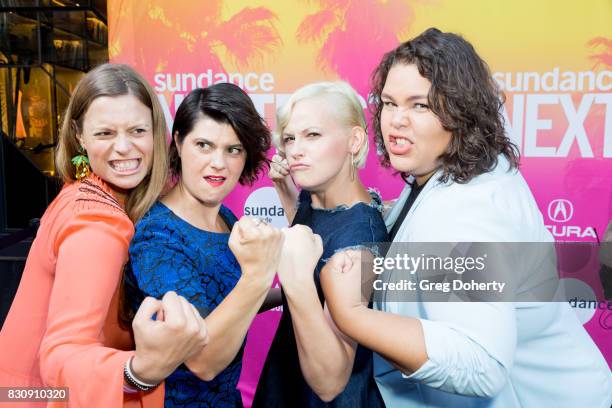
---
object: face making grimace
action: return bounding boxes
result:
[379,63,452,185]
[78,94,155,196]
[174,116,247,207]
[281,96,360,193]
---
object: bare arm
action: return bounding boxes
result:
[284,281,357,402]
[322,251,512,398]
[277,227,356,401]
[325,300,427,374]
[185,274,271,380]
[183,217,284,381]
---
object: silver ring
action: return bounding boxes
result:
[254,217,267,226]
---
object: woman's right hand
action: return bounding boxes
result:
[229,217,285,286]
[268,153,299,224]
[268,153,291,184]
[131,291,209,384]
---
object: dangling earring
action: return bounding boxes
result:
[350,152,356,181]
[72,145,91,181]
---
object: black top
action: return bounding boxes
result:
[253,190,389,408]
[389,179,428,241]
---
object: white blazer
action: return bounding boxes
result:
[374,156,612,408]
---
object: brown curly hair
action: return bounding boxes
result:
[370,28,519,184]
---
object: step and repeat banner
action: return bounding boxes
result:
[108,0,611,405]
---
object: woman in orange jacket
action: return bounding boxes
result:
[0,63,210,407]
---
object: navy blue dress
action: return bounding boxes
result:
[124,201,243,408]
[252,190,389,408]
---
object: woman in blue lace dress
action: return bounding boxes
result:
[253,82,389,408]
[123,83,285,407]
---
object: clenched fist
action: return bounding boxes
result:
[229,216,285,286]
[277,225,323,294]
[131,291,209,384]
[268,153,290,183]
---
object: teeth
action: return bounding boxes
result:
[111,159,139,171]
[396,138,407,146]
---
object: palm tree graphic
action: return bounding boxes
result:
[588,37,612,69]
[110,0,281,83]
[295,0,422,95]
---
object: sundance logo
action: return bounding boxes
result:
[561,278,597,324]
[243,187,288,229]
[545,199,596,239]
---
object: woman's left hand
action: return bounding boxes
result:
[277,225,323,294]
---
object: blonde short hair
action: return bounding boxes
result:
[55,63,168,222]
[274,81,368,168]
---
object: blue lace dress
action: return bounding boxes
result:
[123,201,243,408]
[252,190,389,408]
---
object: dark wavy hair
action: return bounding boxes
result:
[169,83,270,185]
[370,27,519,184]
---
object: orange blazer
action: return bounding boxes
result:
[0,175,164,407]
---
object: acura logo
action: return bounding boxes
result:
[547,199,573,223]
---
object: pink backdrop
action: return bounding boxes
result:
[108,1,612,405]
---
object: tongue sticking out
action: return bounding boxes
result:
[389,137,412,155]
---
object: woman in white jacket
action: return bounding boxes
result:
[319,28,612,407]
